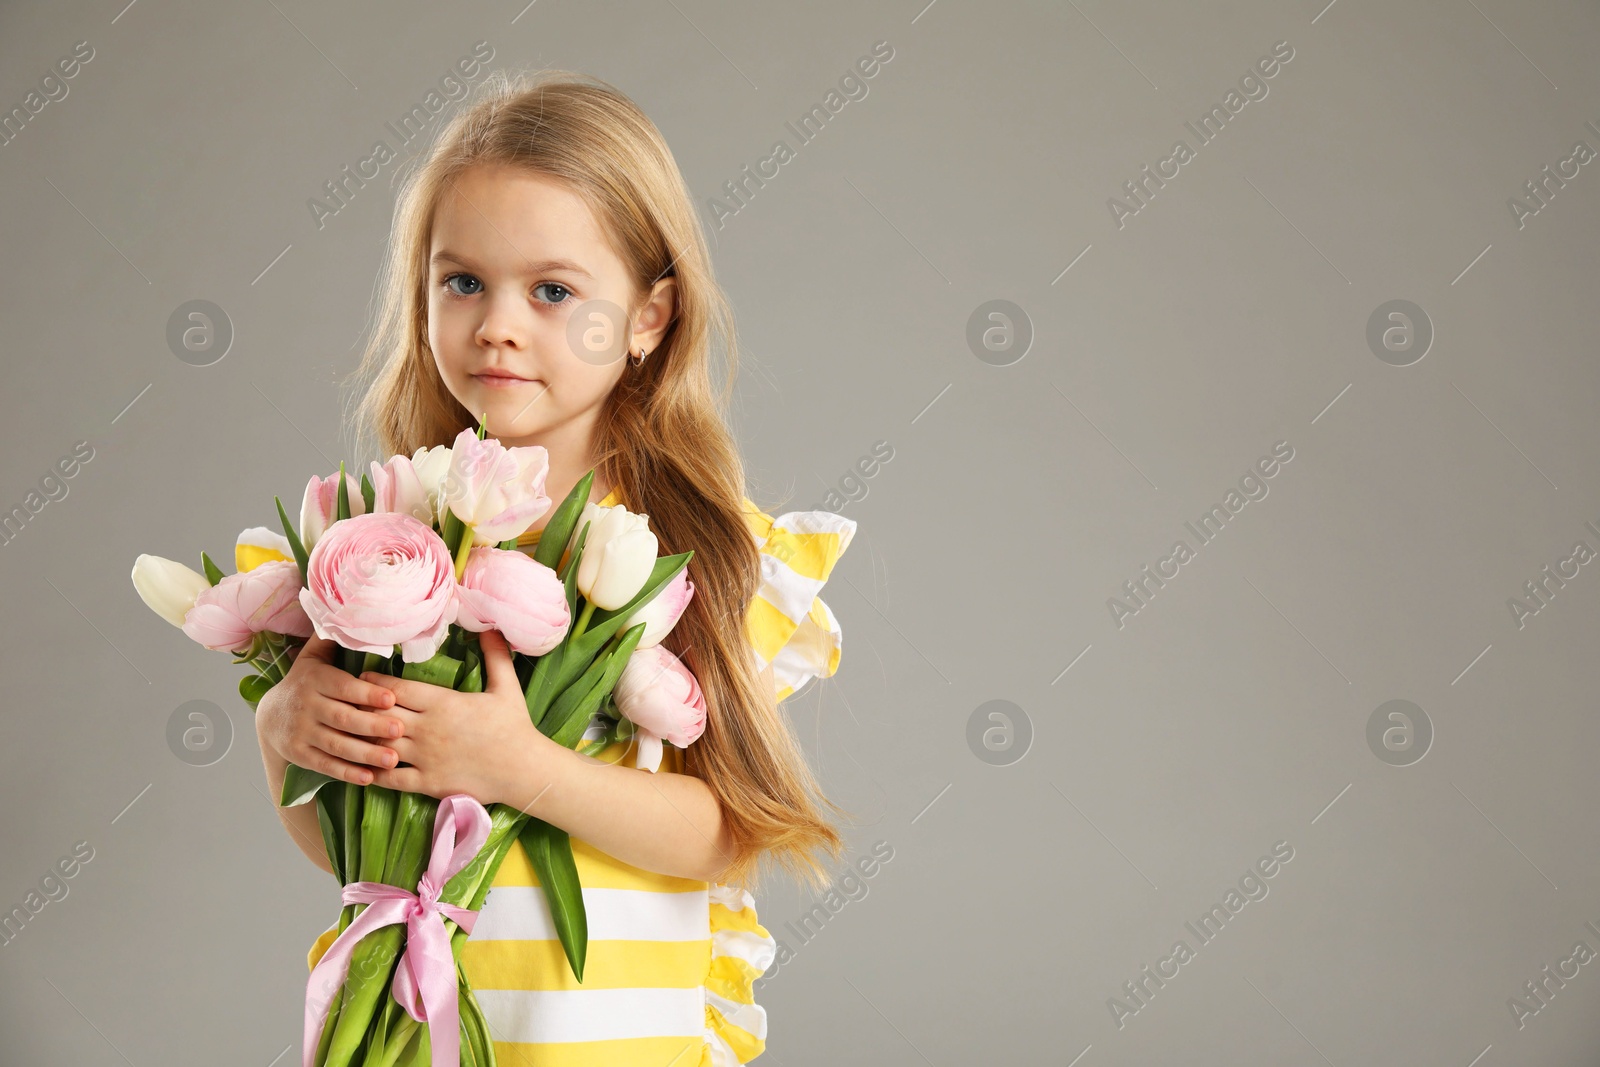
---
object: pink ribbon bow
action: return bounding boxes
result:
[303,794,493,1067]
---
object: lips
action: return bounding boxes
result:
[473,370,534,381]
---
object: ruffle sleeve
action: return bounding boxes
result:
[700,883,778,1065]
[741,504,858,704]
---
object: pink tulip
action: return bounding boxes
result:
[300,470,366,552]
[440,428,552,544]
[181,559,313,653]
[368,454,434,526]
[621,568,694,649]
[297,511,459,662]
[455,547,572,655]
[613,645,708,773]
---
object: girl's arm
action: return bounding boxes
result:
[256,719,336,877]
[503,738,736,884]
[496,662,777,884]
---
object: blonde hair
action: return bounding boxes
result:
[341,67,850,892]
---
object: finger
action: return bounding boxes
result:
[296,743,381,786]
[317,697,404,740]
[479,629,518,693]
[361,672,433,710]
[367,765,424,793]
[299,635,338,663]
[329,672,396,711]
[313,726,399,772]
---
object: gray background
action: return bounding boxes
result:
[2,0,1598,1063]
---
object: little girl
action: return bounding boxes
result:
[253,69,859,1065]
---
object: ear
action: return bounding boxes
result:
[630,275,677,355]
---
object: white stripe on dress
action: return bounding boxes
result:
[475,987,705,1043]
[471,886,710,942]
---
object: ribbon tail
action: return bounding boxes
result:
[302,900,406,1067]
[395,916,467,1067]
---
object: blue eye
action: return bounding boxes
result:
[441,274,574,308]
[534,282,572,306]
[443,272,481,296]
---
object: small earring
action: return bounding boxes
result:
[630,347,648,367]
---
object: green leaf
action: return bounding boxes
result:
[338,645,366,676]
[238,674,273,710]
[550,552,692,698]
[401,649,465,687]
[335,460,351,521]
[532,469,596,570]
[315,787,345,883]
[274,495,310,586]
[360,471,376,513]
[280,762,338,808]
[341,780,362,893]
[519,818,588,982]
[550,623,646,749]
[358,785,398,884]
[556,517,591,583]
[440,508,465,558]
[457,643,484,693]
[200,551,226,586]
[458,984,491,1067]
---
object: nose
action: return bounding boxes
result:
[475,290,530,350]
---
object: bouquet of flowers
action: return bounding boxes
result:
[130,419,709,1067]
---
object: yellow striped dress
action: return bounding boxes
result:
[306,491,858,1065]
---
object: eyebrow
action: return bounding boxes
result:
[430,250,594,280]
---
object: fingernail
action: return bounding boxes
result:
[389,723,401,738]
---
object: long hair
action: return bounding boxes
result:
[341,67,849,892]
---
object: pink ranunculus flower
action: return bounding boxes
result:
[181,559,314,653]
[297,511,459,662]
[455,547,572,655]
[368,454,435,526]
[439,428,553,545]
[620,567,694,649]
[300,470,366,552]
[613,645,708,773]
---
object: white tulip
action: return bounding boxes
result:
[131,554,212,627]
[409,444,455,525]
[575,504,658,610]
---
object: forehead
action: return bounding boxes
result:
[430,164,620,275]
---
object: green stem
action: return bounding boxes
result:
[452,525,476,582]
[570,599,596,642]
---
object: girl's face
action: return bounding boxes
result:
[426,163,674,448]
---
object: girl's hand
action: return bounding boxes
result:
[256,635,406,786]
[361,629,545,806]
